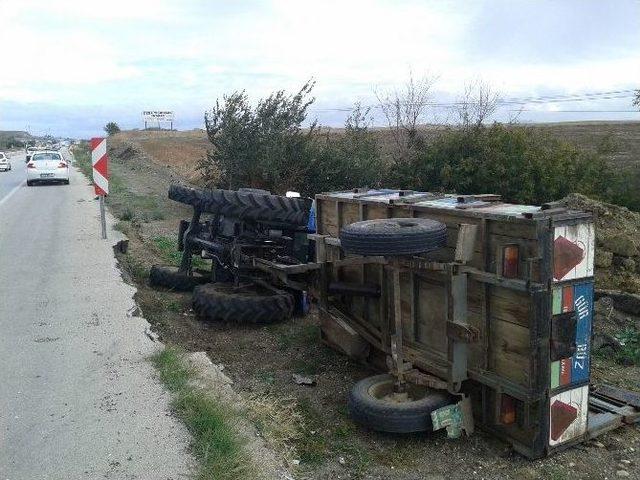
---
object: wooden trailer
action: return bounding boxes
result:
[254,188,640,458]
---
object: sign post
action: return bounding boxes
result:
[90,137,109,239]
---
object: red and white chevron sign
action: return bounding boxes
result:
[90,137,109,196]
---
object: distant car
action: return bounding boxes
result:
[25,146,38,163]
[26,151,69,186]
[0,152,11,171]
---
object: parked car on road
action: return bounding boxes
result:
[0,152,11,171]
[26,151,69,186]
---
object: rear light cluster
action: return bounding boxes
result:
[502,244,519,278]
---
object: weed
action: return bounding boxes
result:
[153,236,183,266]
[540,465,569,480]
[119,253,149,281]
[615,328,640,365]
[119,207,134,221]
[152,347,255,480]
[167,300,182,313]
[255,371,276,385]
[113,221,129,234]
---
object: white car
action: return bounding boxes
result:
[25,146,39,162]
[26,151,70,186]
[0,152,11,171]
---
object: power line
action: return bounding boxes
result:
[310,88,638,113]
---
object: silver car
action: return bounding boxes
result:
[26,151,70,186]
[0,152,11,171]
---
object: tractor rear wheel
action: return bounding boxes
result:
[192,282,293,324]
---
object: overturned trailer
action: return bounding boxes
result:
[253,188,640,459]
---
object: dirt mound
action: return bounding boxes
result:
[557,193,640,294]
[109,130,210,185]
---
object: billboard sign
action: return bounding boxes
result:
[142,111,174,122]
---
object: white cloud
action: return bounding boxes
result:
[0,0,638,136]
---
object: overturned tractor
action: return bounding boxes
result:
[150,184,312,323]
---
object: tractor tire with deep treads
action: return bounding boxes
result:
[340,218,447,256]
[238,187,271,195]
[168,184,311,226]
[149,265,208,291]
[348,374,454,433]
[192,283,294,324]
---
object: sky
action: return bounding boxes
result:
[0,0,638,138]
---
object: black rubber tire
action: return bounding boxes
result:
[192,283,294,324]
[340,218,447,256]
[348,374,454,433]
[238,187,271,195]
[26,180,33,186]
[168,184,311,226]
[149,265,208,291]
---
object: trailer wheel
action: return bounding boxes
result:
[149,265,208,291]
[348,374,453,433]
[340,218,447,256]
[192,283,294,324]
[168,184,311,226]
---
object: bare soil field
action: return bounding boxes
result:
[90,138,640,480]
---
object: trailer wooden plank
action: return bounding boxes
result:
[490,319,531,386]
[489,287,532,328]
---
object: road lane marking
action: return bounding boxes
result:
[0,180,26,208]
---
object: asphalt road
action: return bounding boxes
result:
[0,151,25,207]
[0,151,194,479]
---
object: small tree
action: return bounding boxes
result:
[199,81,317,193]
[456,80,499,130]
[104,122,121,136]
[634,90,640,108]
[375,71,436,165]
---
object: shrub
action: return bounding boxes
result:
[303,104,383,195]
[390,123,614,205]
[199,81,317,194]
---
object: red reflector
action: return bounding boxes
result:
[502,245,519,278]
[58,162,67,168]
[500,394,516,425]
[27,163,36,169]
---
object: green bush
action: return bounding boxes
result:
[200,85,637,210]
[390,124,614,206]
[303,104,383,195]
[199,81,317,194]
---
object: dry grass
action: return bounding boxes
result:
[246,394,305,468]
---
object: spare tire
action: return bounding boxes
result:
[168,184,311,226]
[348,374,454,433]
[149,265,208,291]
[192,283,294,324]
[340,218,447,256]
